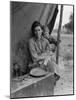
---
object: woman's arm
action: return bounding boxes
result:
[29,39,47,62]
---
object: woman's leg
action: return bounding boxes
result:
[47,61,60,85]
[46,60,55,73]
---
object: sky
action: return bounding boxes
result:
[54,5,73,29]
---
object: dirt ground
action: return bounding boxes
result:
[52,33,74,95]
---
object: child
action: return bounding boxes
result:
[43,26,58,52]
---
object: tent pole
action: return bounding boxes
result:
[56,5,63,64]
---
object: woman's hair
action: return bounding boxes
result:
[31,21,42,36]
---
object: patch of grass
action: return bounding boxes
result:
[68,44,72,47]
[63,53,73,61]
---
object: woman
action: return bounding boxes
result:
[29,21,60,80]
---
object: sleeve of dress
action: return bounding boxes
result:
[29,39,44,62]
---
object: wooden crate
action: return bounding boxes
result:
[11,73,55,98]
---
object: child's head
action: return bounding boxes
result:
[43,26,50,39]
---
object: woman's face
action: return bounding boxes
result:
[34,26,43,39]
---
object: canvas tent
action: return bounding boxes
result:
[11,2,58,76]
